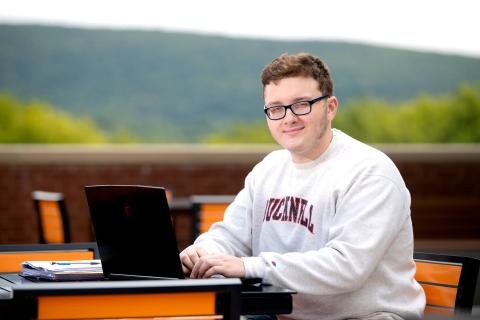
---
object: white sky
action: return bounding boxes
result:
[1,0,479,58]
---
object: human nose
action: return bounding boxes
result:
[283,107,298,122]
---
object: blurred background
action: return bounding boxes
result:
[0,0,479,307]
[1,0,479,144]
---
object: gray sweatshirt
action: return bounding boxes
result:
[187,129,425,320]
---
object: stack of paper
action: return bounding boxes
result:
[21,260,104,281]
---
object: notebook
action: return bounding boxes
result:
[85,185,185,280]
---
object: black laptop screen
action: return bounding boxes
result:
[85,185,185,280]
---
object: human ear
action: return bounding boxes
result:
[327,96,339,121]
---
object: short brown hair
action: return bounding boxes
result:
[261,52,334,96]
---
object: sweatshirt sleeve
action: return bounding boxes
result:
[243,172,411,295]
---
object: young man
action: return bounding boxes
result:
[180,53,425,320]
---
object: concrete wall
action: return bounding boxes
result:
[1,144,479,252]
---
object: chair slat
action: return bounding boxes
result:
[200,213,226,221]
[201,216,226,223]
[424,305,454,316]
[415,261,462,286]
[198,204,230,234]
[201,204,230,214]
[199,222,216,234]
[420,283,457,308]
[38,200,65,244]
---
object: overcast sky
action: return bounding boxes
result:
[1,0,479,58]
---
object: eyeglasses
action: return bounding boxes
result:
[263,94,330,120]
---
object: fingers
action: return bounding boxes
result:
[195,246,209,257]
[180,246,208,275]
[182,249,246,279]
[190,253,246,279]
[181,262,191,276]
[194,256,222,279]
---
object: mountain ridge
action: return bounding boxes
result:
[1,24,480,142]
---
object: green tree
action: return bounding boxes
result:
[202,121,275,144]
[0,94,110,143]
[202,84,480,144]
[334,83,480,143]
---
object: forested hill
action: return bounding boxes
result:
[1,24,480,142]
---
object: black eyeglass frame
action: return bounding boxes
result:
[263,94,330,120]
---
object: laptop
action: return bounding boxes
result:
[85,185,185,280]
[85,184,262,285]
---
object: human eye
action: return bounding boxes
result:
[268,106,284,116]
[292,101,310,111]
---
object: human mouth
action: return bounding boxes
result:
[284,127,304,135]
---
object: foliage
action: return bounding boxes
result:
[334,83,480,143]
[0,94,125,143]
[202,84,480,144]
[1,25,480,142]
[203,121,274,144]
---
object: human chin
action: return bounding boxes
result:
[277,134,306,153]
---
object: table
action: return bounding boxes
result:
[0,274,295,319]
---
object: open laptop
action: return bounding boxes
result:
[85,185,185,280]
[85,184,262,285]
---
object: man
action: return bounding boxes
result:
[180,53,425,320]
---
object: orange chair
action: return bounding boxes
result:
[190,195,236,244]
[0,243,99,273]
[414,252,480,316]
[32,190,70,244]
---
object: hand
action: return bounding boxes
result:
[180,246,209,276]
[190,252,245,279]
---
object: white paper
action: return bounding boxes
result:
[21,260,104,280]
